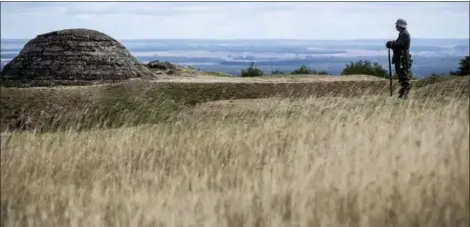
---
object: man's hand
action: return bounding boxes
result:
[386,41,393,49]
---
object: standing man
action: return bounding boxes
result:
[386,19,412,99]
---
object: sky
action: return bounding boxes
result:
[1,2,469,40]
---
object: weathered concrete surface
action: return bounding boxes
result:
[0,28,156,87]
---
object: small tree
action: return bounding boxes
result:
[291,65,330,75]
[341,60,388,78]
[456,56,469,76]
[291,65,313,74]
[241,61,263,77]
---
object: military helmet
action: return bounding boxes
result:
[395,19,407,29]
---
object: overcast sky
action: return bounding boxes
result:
[1,2,469,40]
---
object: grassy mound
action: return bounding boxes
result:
[1,80,389,132]
[0,76,467,132]
[413,75,469,98]
[2,94,468,227]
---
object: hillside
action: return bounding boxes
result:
[1,75,468,227]
[1,73,467,132]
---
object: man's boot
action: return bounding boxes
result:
[398,87,405,99]
[398,84,410,99]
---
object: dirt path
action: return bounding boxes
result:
[9,74,388,90]
[153,74,386,84]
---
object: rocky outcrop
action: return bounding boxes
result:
[144,60,184,75]
[0,28,156,87]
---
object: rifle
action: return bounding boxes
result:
[387,48,393,96]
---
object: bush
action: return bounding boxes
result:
[291,65,329,75]
[241,62,263,77]
[341,60,388,78]
[456,56,469,76]
[291,65,313,74]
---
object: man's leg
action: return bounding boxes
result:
[395,62,411,99]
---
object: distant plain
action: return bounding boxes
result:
[2,38,468,77]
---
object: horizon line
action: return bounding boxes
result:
[1,37,469,41]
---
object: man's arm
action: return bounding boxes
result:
[391,32,410,49]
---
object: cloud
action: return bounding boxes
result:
[63,2,220,16]
[1,2,469,40]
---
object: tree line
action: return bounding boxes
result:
[240,55,470,78]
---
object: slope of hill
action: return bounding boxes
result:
[1,74,468,227]
[1,73,467,132]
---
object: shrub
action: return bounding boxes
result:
[341,60,388,78]
[456,56,469,76]
[291,65,329,75]
[291,65,313,74]
[241,62,263,77]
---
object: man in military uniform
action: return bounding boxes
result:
[386,19,412,99]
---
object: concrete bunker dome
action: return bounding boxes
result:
[0,28,155,86]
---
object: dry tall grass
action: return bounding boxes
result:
[1,94,468,227]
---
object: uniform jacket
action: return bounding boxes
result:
[391,29,411,64]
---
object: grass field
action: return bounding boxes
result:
[1,75,469,227]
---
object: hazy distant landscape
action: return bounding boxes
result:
[1,38,468,78]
